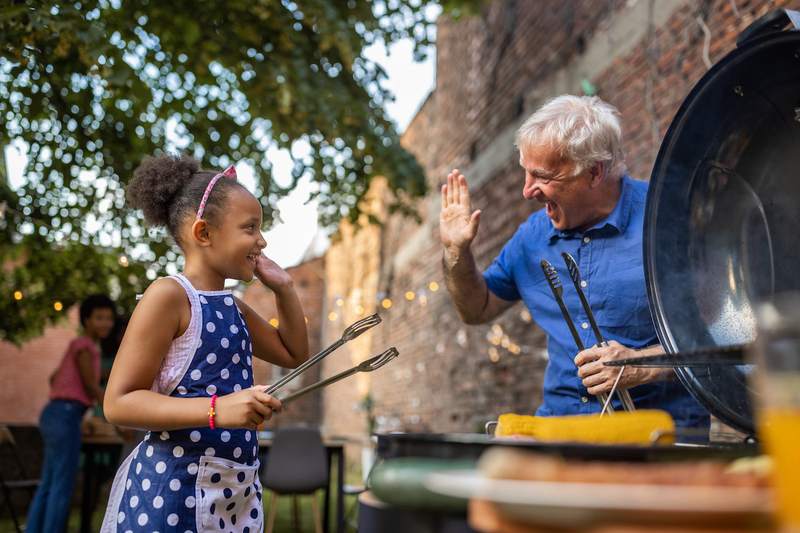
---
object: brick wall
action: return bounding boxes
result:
[320,0,790,441]
[0,308,80,424]
[242,256,326,429]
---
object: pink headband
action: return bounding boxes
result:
[196,165,237,220]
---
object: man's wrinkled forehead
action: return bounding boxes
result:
[519,143,568,173]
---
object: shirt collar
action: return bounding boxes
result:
[547,175,633,242]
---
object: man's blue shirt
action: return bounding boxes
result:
[483,176,709,428]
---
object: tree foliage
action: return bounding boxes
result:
[0,0,483,343]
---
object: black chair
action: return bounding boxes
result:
[261,427,329,533]
[0,425,41,533]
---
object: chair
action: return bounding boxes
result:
[0,425,41,533]
[261,427,329,533]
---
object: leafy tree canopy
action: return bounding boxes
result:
[0,0,482,343]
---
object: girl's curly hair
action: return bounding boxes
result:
[127,153,243,246]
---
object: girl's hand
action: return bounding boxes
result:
[255,254,293,291]
[214,386,282,430]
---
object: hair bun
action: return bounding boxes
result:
[127,154,199,227]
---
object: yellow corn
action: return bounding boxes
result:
[495,409,676,445]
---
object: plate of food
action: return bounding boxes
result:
[424,449,775,530]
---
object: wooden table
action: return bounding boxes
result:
[259,438,346,533]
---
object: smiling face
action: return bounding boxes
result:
[519,144,600,231]
[207,187,267,281]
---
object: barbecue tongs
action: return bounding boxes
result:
[279,347,399,404]
[540,256,636,412]
[264,313,382,396]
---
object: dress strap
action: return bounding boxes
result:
[150,274,203,395]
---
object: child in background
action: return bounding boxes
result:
[26,294,116,533]
[101,154,309,532]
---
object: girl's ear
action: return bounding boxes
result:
[191,219,212,247]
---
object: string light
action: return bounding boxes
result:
[268,318,279,328]
[13,291,22,301]
[404,291,415,301]
[328,311,338,322]
[355,304,365,315]
[53,301,63,311]
[381,298,392,309]
[118,255,129,267]
[428,281,439,292]
[488,347,500,363]
[335,298,344,307]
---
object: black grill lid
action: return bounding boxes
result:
[644,9,800,435]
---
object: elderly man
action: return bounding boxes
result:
[440,95,708,430]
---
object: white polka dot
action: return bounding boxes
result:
[252,445,257,456]
[220,369,229,379]
[141,478,150,491]
[205,447,216,456]
[215,310,223,320]
[190,369,201,380]
[206,384,217,395]
[185,495,196,508]
[170,478,181,491]
[229,324,239,334]
[153,496,164,509]
[173,445,184,458]
[220,431,231,443]
[206,352,217,364]
[117,511,125,524]
[126,478,131,489]
[160,431,170,440]
[167,513,179,526]
[155,461,166,474]
[242,339,246,350]
[247,356,252,366]
[137,513,148,526]
[145,446,154,457]
[232,354,240,364]
[221,337,230,348]
[190,431,201,442]
[233,384,242,392]
[224,296,234,306]
[242,369,249,380]
[187,463,198,475]
[245,431,252,442]
[129,495,139,508]
[249,342,253,352]
[206,322,216,333]
[124,530,133,533]
[233,447,242,458]
[177,385,188,395]
[199,295,208,304]
[135,462,142,474]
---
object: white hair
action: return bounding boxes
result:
[515,95,626,179]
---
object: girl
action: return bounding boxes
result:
[101,154,309,532]
[26,294,115,533]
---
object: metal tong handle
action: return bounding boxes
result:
[280,347,399,404]
[562,253,636,412]
[265,313,382,395]
[540,259,614,412]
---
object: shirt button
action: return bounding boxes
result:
[581,322,589,329]
[580,280,587,288]
[580,396,589,403]
[583,236,591,244]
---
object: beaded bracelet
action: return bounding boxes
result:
[208,394,218,430]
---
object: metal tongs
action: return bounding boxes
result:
[279,347,399,404]
[265,313,382,395]
[540,258,634,413]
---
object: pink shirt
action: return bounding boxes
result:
[49,336,101,407]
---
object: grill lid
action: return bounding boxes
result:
[644,9,800,435]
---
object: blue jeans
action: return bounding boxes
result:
[25,399,87,533]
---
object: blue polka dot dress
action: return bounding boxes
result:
[102,275,263,533]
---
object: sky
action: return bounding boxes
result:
[3,35,437,269]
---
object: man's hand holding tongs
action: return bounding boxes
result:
[575,342,669,395]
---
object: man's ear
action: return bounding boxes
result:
[191,219,212,247]
[589,161,605,186]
